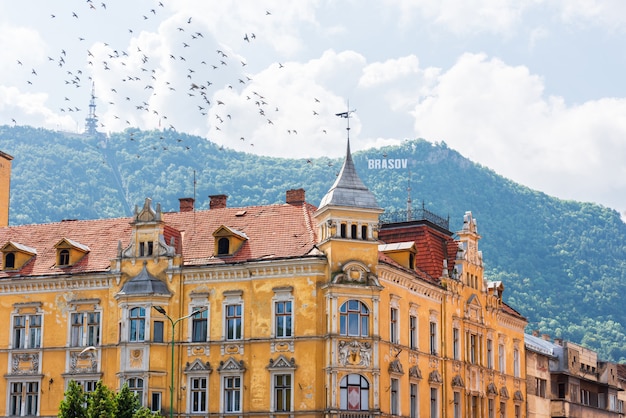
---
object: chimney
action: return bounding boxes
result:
[532,330,540,337]
[0,151,13,227]
[286,188,305,205]
[209,194,228,209]
[179,197,195,212]
[541,334,551,341]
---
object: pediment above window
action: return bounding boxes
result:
[184,359,212,373]
[218,357,245,372]
[1,241,37,270]
[267,355,297,371]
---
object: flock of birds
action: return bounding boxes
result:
[9,0,337,159]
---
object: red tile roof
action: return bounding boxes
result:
[0,202,319,278]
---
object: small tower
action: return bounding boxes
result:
[314,110,383,271]
[84,82,99,135]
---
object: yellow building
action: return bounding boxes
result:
[0,139,526,417]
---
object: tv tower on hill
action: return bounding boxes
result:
[84,82,99,135]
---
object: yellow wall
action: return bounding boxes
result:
[0,151,12,227]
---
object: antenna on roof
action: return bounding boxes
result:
[407,168,412,221]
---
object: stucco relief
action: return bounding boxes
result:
[11,353,39,374]
[337,340,372,367]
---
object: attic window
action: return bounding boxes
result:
[217,237,230,255]
[139,241,154,257]
[4,252,15,269]
[235,210,247,217]
[59,249,70,266]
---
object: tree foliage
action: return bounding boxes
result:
[58,380,86,418]
[2,126,626,361]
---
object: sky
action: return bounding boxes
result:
[2,0,626,218]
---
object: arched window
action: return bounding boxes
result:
[217,237,230,255]
[340,374,369,411]
[5,252,15,269]
[339,300,369,337]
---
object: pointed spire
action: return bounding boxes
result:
[318,109,379,210]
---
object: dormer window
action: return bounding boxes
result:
[54,238,90,268]
[59,249,70,266]
[213,226,248,257]
[139,241,154,257]
[1,241,37,271]
[379,242,417,270]
[5,252,15,269]
[217,238,229,255]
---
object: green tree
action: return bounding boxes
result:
[58,380,87,418]
[133,407,162,418]
[87,381,116,418]
[115,384,140,418]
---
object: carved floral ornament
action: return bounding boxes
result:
[338,340,372,367]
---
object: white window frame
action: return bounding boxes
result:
[190,306,209,343]
[222,290,243,341]
[8,379,39,417]
[222,375,242,413]
[189,376,208,413]
[271,372,293,413]
[272,287,294,339]
[390,378,400,415]
[409,382,419,418]
[70,310,101,347]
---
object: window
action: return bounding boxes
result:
[361,225,368,240]
[275,300,292,338]
[139,241,153,257]
[13,314,42,349]
[10,381,39,416]
[351,224,357,239]
[429,321,437,355]
[190,377,207,413]
[500,401,506,418]
[59,249,70,266]
[273,374,292,412]
[153,321,164,343]
[452,328,460,360]
[514,404,520,418]
[76,380,98,394]
[535,378,547,398]
[453,391,461,418]
[390,307,399,343]
[340,223,347,238]
[226,304,242,340]
[217,237,229,255]
[129,307,146,342]
[513,348,520,377]
[488,398,495,418]
[5,252,15,269]
[340,300,369,337]
[127,378,144,406]
[390,378,399,415]
[340,374,369,411]
[224,376,241,413]
[498,343,505,373]
[430,387,438,418]
[71,311,100,347]
[409,315,418,349]
[192,309,208,342]
[470,334,477,364]
[580,389,590,405]
[487,339,494,369]
[410,383,418,418]
[151,392,161,413]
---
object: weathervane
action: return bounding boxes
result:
[335,101,356,141]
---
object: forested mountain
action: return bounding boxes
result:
[1,125,626,362]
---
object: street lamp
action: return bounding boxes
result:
[152,305,205,418]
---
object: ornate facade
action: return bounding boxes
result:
[0,139,526,417]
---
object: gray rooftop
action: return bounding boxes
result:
[319,139,380,210]
[525,333,556,357]
[118,262,171,296]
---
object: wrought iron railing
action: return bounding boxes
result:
[380,205,449,230]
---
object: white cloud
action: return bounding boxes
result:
[410,52,626,210]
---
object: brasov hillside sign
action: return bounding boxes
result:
[367,158,408,169]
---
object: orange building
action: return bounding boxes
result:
[0,140,526,417]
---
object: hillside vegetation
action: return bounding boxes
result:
[2,125,626,361]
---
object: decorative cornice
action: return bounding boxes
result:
[0,274,112,294]
[183,258,327,283]
[378,265,443,302]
